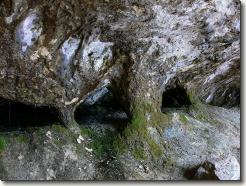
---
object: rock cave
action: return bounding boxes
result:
[0,0,241,181]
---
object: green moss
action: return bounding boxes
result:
[187,89,200,104]
[151,111,169,132]
[81,127,116,158]
[16,135,28,144]
[123,108,148,139]
[147,138,163,158]
[78,100,168,160]
[196,112,208,122]
[52,124,68,134]
[91,134,113,158]
[80,127,95,137]
[187,90,221,125]
[117,100,167,159]
[132,146,147,160]
[179,114,188,124]
[112,135,127,155]
[0,136,7,153]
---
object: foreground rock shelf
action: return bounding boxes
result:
[0,104,240,180]
[0,0,240,181]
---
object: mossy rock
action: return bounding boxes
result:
[114,100,167,159]
[81,126,117,158]
[132,146,147,160]
[16,135,29,144]
[179,113,189,124]
[52,124,69,134]
[147,138,163,159]
[0,136,8,154]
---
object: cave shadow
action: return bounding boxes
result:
[183,162,219,180]
[161,85,192,113]
[0,97,60,132]
[74,87,129,178]
[74,87,129,134]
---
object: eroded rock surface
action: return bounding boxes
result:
[0,0,240,128]
[0,0,240,181]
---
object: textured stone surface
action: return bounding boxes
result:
[0,0,240,130]
[0,0,240,181]
[0,106,240,180]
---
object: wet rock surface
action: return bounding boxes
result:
[0,0,241,181]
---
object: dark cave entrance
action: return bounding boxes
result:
[161,85,191,112]
[75,87,129,133]
[0,97,60,132]
[75,87,129,161]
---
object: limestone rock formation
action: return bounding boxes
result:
[0,0,240,181]
[0,0,240,130]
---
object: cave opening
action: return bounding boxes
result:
[0,97,60,132]
[161,85,191,112]
[75,87,129,134]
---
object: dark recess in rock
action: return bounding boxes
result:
[0,0,241,181]
[184,161,219,180]
[0,97,60,132]
[161,85,191,112]
[75,88,128,133]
